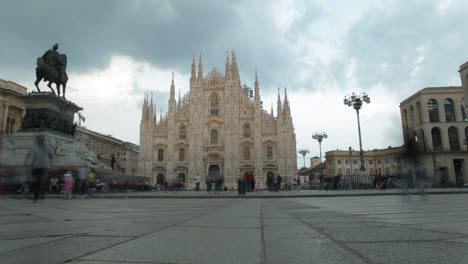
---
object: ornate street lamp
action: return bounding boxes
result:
[312,132,327,164]
[298,149,309,169]
[343,92,370,172]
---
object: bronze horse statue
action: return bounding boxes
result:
[34,54,68,99]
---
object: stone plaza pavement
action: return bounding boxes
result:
[1,193,468,264]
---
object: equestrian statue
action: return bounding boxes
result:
[34,43,69,99]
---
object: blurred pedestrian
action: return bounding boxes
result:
[63,170,74,199]
[416,166,428,199]
[25,135,53,202]
[195,174,201,191]
[78,164,89,198]
[87,168,96,198]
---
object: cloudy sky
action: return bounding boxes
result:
[1,0,467,166]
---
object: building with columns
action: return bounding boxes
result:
[0,79,27,134]
[138,51,298,189]
[399,84,467,186]
[325,147,402,177]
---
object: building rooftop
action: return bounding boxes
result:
[399,86,463,106]
[0,79,28,96]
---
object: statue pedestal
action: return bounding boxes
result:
[19,92,82,135]
[1,92,108,169]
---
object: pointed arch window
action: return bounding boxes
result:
[243,145,251,160]
[157,149,164,161]
[448,126,460,151]
[243,123,251,137]
[431,127,442,151]
[210,129,218,144]
[444,98,456,122]
[266,145,273,159]
[179,148,185,161]
[416,102,423,125]
[428,99,439,122]
[179,125,186,140]
[210,94,219,116]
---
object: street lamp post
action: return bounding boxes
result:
[344,92,370,172]
[298,149,309,169]
[312,132,328,164]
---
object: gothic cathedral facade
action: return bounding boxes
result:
[138,51,297,189]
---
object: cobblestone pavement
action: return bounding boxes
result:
[1,194,467,263]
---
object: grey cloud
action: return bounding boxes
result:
[0,0,322,95]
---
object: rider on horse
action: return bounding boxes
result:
[35,43,68,98]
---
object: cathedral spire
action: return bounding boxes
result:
[191,52,196,83]
[169,72,176,114]
[254,68,260,103]
[231,49,239,80]
[225,50,231,80]
[141,92,148,126]
[197,52,203,82]
[149,91,154,114]
[271,102,274,116]
[277,87,282,118]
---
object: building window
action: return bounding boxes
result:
[448,126,460,151]
[416,102,423,125]
[157,149,164,161]
[210,94,219,116]
[179,125,186,140]
[431,127,443,151]
[179,148,185,161]
[243,123,251,137]
[369,160,373,165]
[353,159,357,164]
[444,98,456,122]
[337,160,342,164]
[410,106,415,128]
[462,98,467,121]
[370,169,374,175]
[346,169,350,175]
[338,169,343,175]
[266,145,273,159]
[428,99,439,122]
[354,169,358,175]
[385,168,390,175]
[377,159,382,164]
[403,109,408,127]
[210,129,218,144]
[464,126,468,146]
[243,145,251,160]
[385,158,389,163]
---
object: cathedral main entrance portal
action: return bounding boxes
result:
[208,165,220,181]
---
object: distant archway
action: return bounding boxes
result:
[156,174,165,185]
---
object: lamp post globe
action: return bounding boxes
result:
[343,92,370,172]
[312,132,327,164]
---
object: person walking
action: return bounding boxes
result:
[195,174,201,191]
[296,177,302,192]
[25,135,53,202]
[63,170,74,199]
[78,164,89,198]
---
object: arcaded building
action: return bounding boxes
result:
[399,61,468,186]
[138,52,297,189]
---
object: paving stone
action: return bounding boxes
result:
[81,226,262,264]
